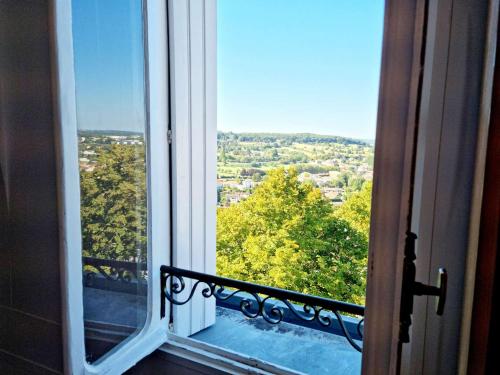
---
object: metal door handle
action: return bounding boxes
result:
[400,232,448,343]
[413,268,447,315]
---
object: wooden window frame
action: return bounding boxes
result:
[465,1,500,372]
[362,0,426,372]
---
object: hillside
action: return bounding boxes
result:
[217,131,374,206]
[218,131,371,146]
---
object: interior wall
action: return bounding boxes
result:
[0,1,63,373]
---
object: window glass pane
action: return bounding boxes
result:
[72,0,148,364]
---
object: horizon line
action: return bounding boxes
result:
[79,129,375,142]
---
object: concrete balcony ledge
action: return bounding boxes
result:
[192,296,362,375]
[213,291,363,340]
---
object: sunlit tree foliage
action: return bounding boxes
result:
[80,145,147,262]
[217,168,370,304]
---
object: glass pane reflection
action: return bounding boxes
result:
[72,0,148,363]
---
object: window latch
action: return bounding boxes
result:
[399,232,447,343]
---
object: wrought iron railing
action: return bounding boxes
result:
[161,265,365,352]
[81,258,365,351]
[83,257,147,294]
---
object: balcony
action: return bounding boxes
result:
[83,257,364,374]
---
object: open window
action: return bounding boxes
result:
[161,1,419,374]
[53,0,490,374]
[54,0,170,373]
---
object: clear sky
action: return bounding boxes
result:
[73,0,146,134]
[72,0,385,140]
[218,0,385,140]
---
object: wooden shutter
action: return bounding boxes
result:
[169,0,217,336]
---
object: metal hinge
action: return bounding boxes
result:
[399,232,447,343]
[167,129,172,144]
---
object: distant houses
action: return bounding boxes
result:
[78,134,144,173]
[217,178,256,206]
[79,157,95,172]
[223,191,250,205]
[321,187,344,205]
[218,178,255,191]
[298,172,333,186]
[218,172,349,207]
[79,134,144,146]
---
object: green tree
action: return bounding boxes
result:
[252,172,262,182]
[220,147,227,165]
[348,176,366,192]
[334,181,372,240]
[80,144,147,262]
[217,168,368,304]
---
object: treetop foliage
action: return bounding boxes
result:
[79,144,371,305]
[80,144,147,262]
[217,167,370,304]
[334,181,372,240]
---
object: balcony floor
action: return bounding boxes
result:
[84,287,361,374]
[192,307,361,375]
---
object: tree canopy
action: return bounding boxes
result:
[217,168,369,304]
[79,145,372,304]
[80,144,147,262]
[333,181,372,240]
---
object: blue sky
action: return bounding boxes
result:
[218,0,385,139]
[73,0,146,133]
[73,0,385,140]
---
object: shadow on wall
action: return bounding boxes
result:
[0,1,64,373]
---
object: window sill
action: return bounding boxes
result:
[162,334,302,375]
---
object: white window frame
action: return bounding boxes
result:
[53,0,171,373]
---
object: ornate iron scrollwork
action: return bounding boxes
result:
[83,257,146,286]
[161,265,365,352]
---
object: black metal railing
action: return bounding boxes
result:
[83,257,147,295]
[161,265,365,352]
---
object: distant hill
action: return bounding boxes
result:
[360,138,375,146]
[218,131,370,146]
[79,130,143,137]
[78,129,372,146]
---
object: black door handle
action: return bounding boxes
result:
[400,232,448,343]
[413,267,447,315]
